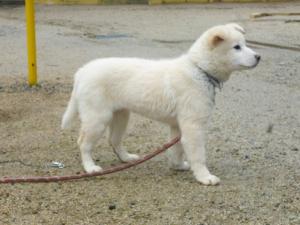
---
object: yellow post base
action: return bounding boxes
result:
[26,0,37,86]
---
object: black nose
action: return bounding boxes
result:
[255,54,261,62]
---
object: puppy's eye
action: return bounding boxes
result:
[234,45,241,50]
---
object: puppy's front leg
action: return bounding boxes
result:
[179,121,220,185]
[167,125,190,171]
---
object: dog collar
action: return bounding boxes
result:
[197,66,223,90]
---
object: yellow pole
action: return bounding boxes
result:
[25,0,37,86]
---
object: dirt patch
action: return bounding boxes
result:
[0,73,299,225]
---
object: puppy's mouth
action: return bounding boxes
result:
[241,61,260,69]
[249,63,259,68]
[251,60,260,68]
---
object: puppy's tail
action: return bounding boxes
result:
[61,92,77,129]
[61,82,78,130]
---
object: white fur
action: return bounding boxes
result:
[62,24,260,185]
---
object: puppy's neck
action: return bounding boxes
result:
[196,66,223,90]
[190,57,232,83]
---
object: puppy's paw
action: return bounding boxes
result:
[85,165,103,173]
[196,174,220,185]
[171,161,190,171]
[120,153,140,163]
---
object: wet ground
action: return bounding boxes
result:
[0,2,300,225]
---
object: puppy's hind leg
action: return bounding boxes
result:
[79,110,112,173]
[109,110,140,162]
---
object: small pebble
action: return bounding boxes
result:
[274,203,281,208]
[266,123,273,133]
[130,201,136,206]
[108,204,116,210]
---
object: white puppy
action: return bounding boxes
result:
[62,23,260,185]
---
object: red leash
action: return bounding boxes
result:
[0,136,180,184]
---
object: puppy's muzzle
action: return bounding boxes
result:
[255,54,261,63]
[251,54,261,68]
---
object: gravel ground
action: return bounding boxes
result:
[0,3,299,225]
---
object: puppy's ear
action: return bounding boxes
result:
[227,23,245,34]
[207,26,227,49]
[211,35,224,47]
[209,33,225,49]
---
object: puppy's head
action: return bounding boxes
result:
[189,23,260,80]
[209,24,260,70]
